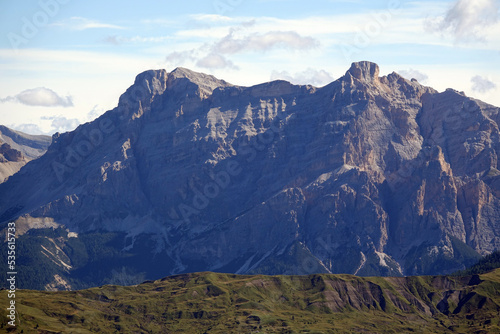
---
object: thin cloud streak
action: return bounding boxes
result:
[52,17,126,31]
[103,35,172,45]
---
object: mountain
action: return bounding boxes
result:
[455,250,500,276]
[0,125,51,183]
[1,61,500,290]
[2,269,500,333]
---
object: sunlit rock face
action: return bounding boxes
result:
[2,61,500,290]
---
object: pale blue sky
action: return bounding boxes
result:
[1,0,499,134]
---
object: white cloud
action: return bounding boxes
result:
[196,53,238,69]
[213,30,319,54]
[86,105,105,122]
[53,17,126,31]
[9,106,106,136]
[270,68,334,87]
[11,123,46,135]
[471,75,497,93]
[428,0,500,42]
[1,87,73,107]
[0,48,163,135]
[165,50,197,66]
[190,14,234,23]
[41,116,80,133]
[398,69,429,83]
[103,35,172,45]
[166,26,319,70]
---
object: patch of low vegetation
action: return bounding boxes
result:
[1,269,499,333]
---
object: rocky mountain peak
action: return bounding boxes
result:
[168,67,233,97]
[169,67,207,80]
[134,69,168,94]
[117,69,168,113]
[1,62,500,290]
[345,61,380,83]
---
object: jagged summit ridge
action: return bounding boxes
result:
[169,67,233,96]
[118,67,233,114]
[1,61,500,290]
[118,61,417,109]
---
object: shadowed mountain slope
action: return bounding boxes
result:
[1,62,499,290]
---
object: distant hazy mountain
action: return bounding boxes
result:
[0,125,51,183]
[1,61,499,290]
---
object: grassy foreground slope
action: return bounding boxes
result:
[1,270,500,334]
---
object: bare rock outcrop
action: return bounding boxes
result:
[0,125,51,183]
[1,61,499,289]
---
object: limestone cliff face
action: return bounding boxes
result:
[1,62,499,289]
